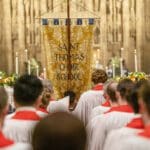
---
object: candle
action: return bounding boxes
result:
[112,63,115,78]
[15,52,19,75]
[120,58,123,77]
[134,49,138,72]
[36,65,39,77]
[105,66,108,71]
[43,68,47,79]
[25,49,28,62]
[28,60,31,75]
[97,49,100,59]
[120,47,124,57]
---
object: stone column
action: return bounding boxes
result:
[35,0,41,62]
[86,0,94,11]
[40,0,48,69]
[24,0,30,46]
[112,0,117,42]
[107,0,113,43]
[53,0,60,12]
[100,0,107,66]
[18,0,25,74]
[122,0,130,66]
[3,0,13,74]
[136,0,144,71]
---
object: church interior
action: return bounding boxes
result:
[0,0,150,75]
[0,1,150,150]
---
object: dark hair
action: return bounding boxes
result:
[32,112,86,150]
[92,69,108,84]
[107,82,118,103]
[139,80,150,115]
[0,87,8,113]
[117,79,134,103]
[64,90,76,104]
[14,74,43,106]
[130,79,148,113]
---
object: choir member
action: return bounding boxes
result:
[74,69,108,125]
[0,87,31,149]
[3,75,43,143]
[103,79,147,150]
[87,79,136,150]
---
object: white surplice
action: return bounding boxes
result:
[103,115,143,150]
[108,135,150,150]
[37,110,48,118]
[3,107,40,143]
[87,111,135,150]
[47,96,69,113]
[73,90,105,125]
[89,105,110,121]
[0,143,32,150]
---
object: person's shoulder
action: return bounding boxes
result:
[80,90,104,100]
[93,105,110,112]
[4,143,32,150]
[118,135,150,150]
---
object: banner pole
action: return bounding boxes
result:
[67,0,71,90]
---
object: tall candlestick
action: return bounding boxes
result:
[120,58,123,77]
[43,67,47,79]
[112,63,115,78]
[25,49,28,62]
[36,65,39,77]
[134,49,138,72]
[97,49,100,59]
[120,47,124,57]
[15,52,19,75]
[28,60,31,75]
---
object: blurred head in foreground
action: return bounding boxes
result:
[32,112,86,150]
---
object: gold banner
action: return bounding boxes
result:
[43,25,93,98]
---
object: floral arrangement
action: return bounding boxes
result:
[113,72,148,82]
[0,71,18,86]
[127,72,147,82]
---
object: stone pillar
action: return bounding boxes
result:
[112,0,117,42]
[3,0,13,74]
[107,0,113,43]
[18,0,25,74]
[136,0,144,71]
[40,0,48,69]
[86,0,94,11]
[35,0,41,62]
[35,0,40,45]
[25,0,30,46]
[53,0,60,12]
[122,0,130,67]
[100,0,107,66]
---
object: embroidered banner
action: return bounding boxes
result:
[43,25,93,98]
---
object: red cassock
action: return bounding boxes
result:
[37,107,49,118]
[101,100,111,107]
[0,131,31,150]
[3,107,41,143]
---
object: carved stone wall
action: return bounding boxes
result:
[0,0,149,74]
